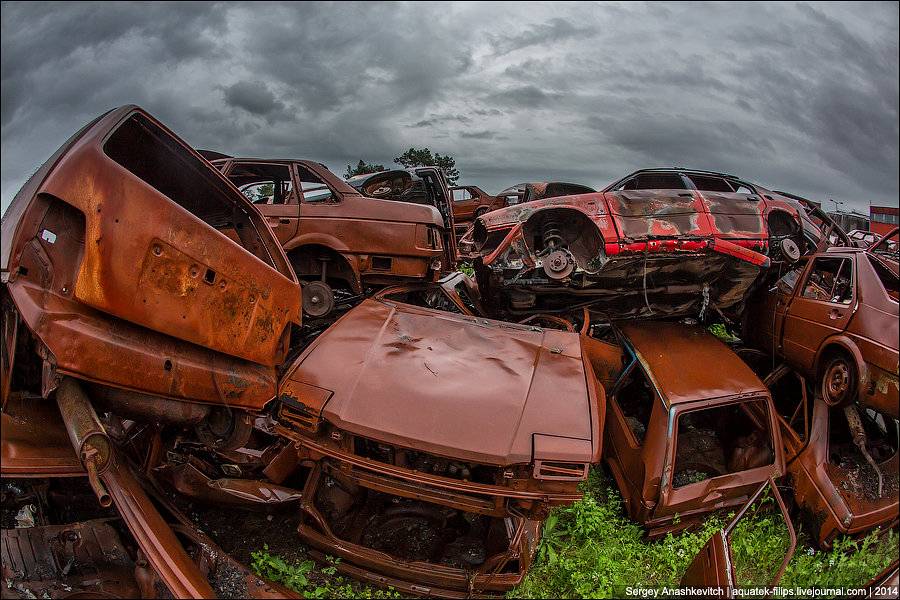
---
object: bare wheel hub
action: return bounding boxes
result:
[542,249,575,280]
[823,360,851,406]
[302,280,335,318]
[780,237,801,262]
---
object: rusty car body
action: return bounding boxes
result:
[744,246,899,417]
[761,362,898,548]
[597,321,785,538]
[208,158,457,319]
[463,168,829,320]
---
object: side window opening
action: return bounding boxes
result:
[775,263,805,295]
[673,399,774,488]
[867,254,899,302]
[615,365,654,444]
[103,112,275,267]
[620,173,688,190]
[801,257,853,304]
[768,370,811,443]
[687,175,734,192]
[452,188,473,202]
[296,166,335,203]
[228,163,293,205]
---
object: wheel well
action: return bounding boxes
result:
[767,210,800,237]
[817,344,855,381]
[288,245,360,293]
[521,208,605,272]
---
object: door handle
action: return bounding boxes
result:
[828,309,844,320]
[279,218,291,224]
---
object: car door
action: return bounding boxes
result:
[222,161,300,246]
[602,172,713,241]
[748,260,807,356]
[451,186,476,221]
[685,174,767,247]
[781,254,856,371]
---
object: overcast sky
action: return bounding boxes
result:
[2,1,897,214]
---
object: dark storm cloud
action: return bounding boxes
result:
[489,17,598,56]
[1,1,897,210]
[222,81,284,117]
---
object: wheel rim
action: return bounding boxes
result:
[823,359,852,406]
[302,281,335,318]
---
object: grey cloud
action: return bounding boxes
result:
[490,17,598,55]
[1,1,897,213]
[222,81,284,117]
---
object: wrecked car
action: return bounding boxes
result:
[450,184,506,225]
[744,245,898,416]
[206,157,457,319]
[463,168,830,321]
[274,295,605,594]
[761,366,898,548]
[596,321,784,538]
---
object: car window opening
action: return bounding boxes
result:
[673,400,774,488]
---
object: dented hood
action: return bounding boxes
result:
[282,299,598,466]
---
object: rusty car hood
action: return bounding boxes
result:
[281,299,598,465]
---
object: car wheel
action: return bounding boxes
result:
[302,280,335,318]
[821,354,856,407]
[474,207,489,219]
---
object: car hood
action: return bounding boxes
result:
[281,299,598,466]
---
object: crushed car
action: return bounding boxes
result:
[761,366,898,548]
[204,156,457,319]
[596,321,785,538]
[462,168,833,321]
[274,296,604,595]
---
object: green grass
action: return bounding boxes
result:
[513,469,897,598]
[250,468,897,599]
[250,549,401,598]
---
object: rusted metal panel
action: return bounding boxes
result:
[1,106,301,409]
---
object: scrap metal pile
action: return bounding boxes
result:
[2,106,897,598]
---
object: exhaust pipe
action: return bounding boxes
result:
[55,377,112,507]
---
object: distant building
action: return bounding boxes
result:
[870,205,899,236]
[827,210,869,233]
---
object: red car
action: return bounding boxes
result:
[463,168,832,320]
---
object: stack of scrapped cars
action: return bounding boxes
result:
[2,106,897,599]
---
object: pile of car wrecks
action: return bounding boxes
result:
[2,106,897,599]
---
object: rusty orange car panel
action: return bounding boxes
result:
[1,106,300,409]
[599,321,784,536]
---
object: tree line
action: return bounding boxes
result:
[344,148,459,185]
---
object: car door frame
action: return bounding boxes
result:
[780,253,857,372]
